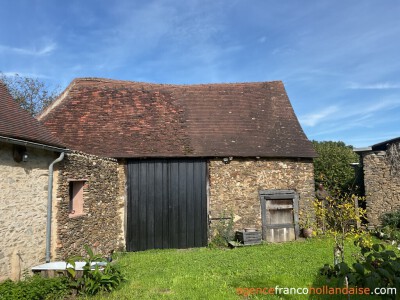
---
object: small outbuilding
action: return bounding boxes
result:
[355,137,400,227]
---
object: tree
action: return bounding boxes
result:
[0,73,60,116]
[312,140,359,195]
[314,195,367,264]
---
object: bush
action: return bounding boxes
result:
[209,212,235,248]
[320,243,400,299]
[313,194,367,263]
[0,275,69,300]
[381,210,400,229]
[66,245,126,295]
[0,246,125,299]
[375,226,400,247]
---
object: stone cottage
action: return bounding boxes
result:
[355,137,400,227]
[0,83,66,280]
[39,78,316,253]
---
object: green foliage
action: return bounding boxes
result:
[375,226,400,246]
[320,243,400,299]
[312,140,359,194]
[314,193,368,264]
[299,207,315,229]
[376,210,400,247]
[381,210,400,229]
[0,274,69,300]
[209,212,235,248]
[66,245,126,296]
[0,245,125,300]
[0,72,59,116]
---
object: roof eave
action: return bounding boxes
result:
[111,153,316,159]
[0,135,69,153]
[353,147,373,153]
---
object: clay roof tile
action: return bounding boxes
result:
[39,78,316,158]
[0,82,64,147]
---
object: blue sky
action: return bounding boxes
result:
[1,0,399,147]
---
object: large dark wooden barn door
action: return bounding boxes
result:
[127,159,208,251]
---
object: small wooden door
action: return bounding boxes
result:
[259,190,299,242]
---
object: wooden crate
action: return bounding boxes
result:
[235,231,262,245]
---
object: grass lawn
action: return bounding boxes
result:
[89,237,383,300]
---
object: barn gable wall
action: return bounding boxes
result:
[208,158,315,232]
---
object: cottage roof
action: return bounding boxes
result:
[39,78,316,158]
[0,82,64,148]
[371,137,400,151]
[354,137,400,153]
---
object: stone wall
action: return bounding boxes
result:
[362,151,400,227]
[54,151,124,259]
[0,142,55,281]
[117,160,127,247]
[208,158,315,233]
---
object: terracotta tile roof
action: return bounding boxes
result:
[0,82,64,147]
[39,78,316,158]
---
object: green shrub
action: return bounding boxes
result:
[0,246,125,299]
[66,245,126,295]
[209,212,235,248]
[381,210,400,229]
[375,226,400,246]
[320,243,400,299]
[0,275,69,300]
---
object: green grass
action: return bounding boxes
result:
[89,238,381,300]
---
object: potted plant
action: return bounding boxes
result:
[299,211,314,238]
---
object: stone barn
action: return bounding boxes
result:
[39,78,316,255]
[355,137,400,227]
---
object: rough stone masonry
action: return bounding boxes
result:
[54,151,125,259]
[0,142,55,281]
[362,150,400,227]
[208,157,315,233]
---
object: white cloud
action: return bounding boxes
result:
[302,97,400,144]
[299,106,339,127]
[301,98,400,128]
[347,82,400,90]
[362,99,400,114]
[0,42,56,56]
